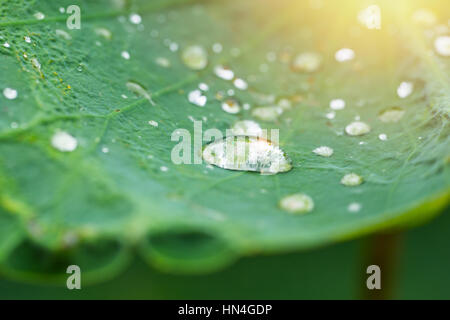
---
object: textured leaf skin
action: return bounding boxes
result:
[0,0,449,281]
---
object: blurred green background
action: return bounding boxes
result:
[1,206,448,299]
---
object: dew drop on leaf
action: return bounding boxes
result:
[3,87,18,100]
[335,48,355,62]
[126,81,154,105]
[251,106,283,122]
[129,13,142,25]
[188,89,207,107]
[31,58,41,70]
[148,120,158,127]
[345,121,371,136]
[330,99,346,110]
[121,51,130,60]
[95,28,112,40]
[212,43,223,53]
[378,133,388,141]
[214,65,234,80]
[203,136,292,174]
[233,78,248,90]
[378,107,405,123]
[155,57,170,68]
[181,45,208,70]
[341,173,363,186]
[51,131,78,152]
[434,36,450,57]
[291,52,322,72]
[56,29,72,40]
[231,120,263,136]
[279,193,314,214]
[33,12,45,20]
[397,81,413,98]
[348,202,362,212]
[313,146,334,157]
[222,98,241,114]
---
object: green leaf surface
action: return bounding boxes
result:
[0,0,449,279]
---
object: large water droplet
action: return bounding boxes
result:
[121,51,130,60]
[51,131,78,152]
[291,52,322,73]
[341,173,363,186]
[129,13,142,24]
[126,81,155,105]
[434,36,450,57]
[345,121,371,136]
[378,107,405,123]
[202,136,292,174]
[231,120,263,137]
[279,193,314,214]
[34,12,45,20]
[181,45,208,70]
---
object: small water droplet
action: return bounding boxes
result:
[434,36,450,56]
[3,42,10,48]
[341,173,363,186]
[330,99,346,110]
[397,81,413,98]
[412,9,437,27]
[203,136,292,174]
[56,29,72,40]
[358,5,381,30]
[233,78,248,90]
[181,45,207,70]
[34,12,45,20]
[251,106,283,122]
[101,146,109,153]
[313,146,334,157]
[126,81,154,105]
[378,107,405,123]
[279,193,314,214]
[148,120,158,127]
[378,133,388,141]
[214,65,234,80]
[345,121,371,136]
[95,28,112,40]
[335,48,355,62]
[227,89,235,96]
[188,89,207,107]
[121,51,130,60]
[155,57,170,67]
[59,7,65,14]
[231,120,263,136]
[169,42,179,52]
[24,36,31,43]
[160,166,169,172]
[198,83,209,91]
[31,58,41,70]
[10,122,19,129]
[51,131,78,152]
[212,42,223,53]
[291,52,322,73]
[348,202,362,212]
[325,111,336,119]
[129,13,142,24]
[3,88,18,100]
[222,98,241,114]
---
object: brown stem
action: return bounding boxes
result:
[360,232,403,300]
